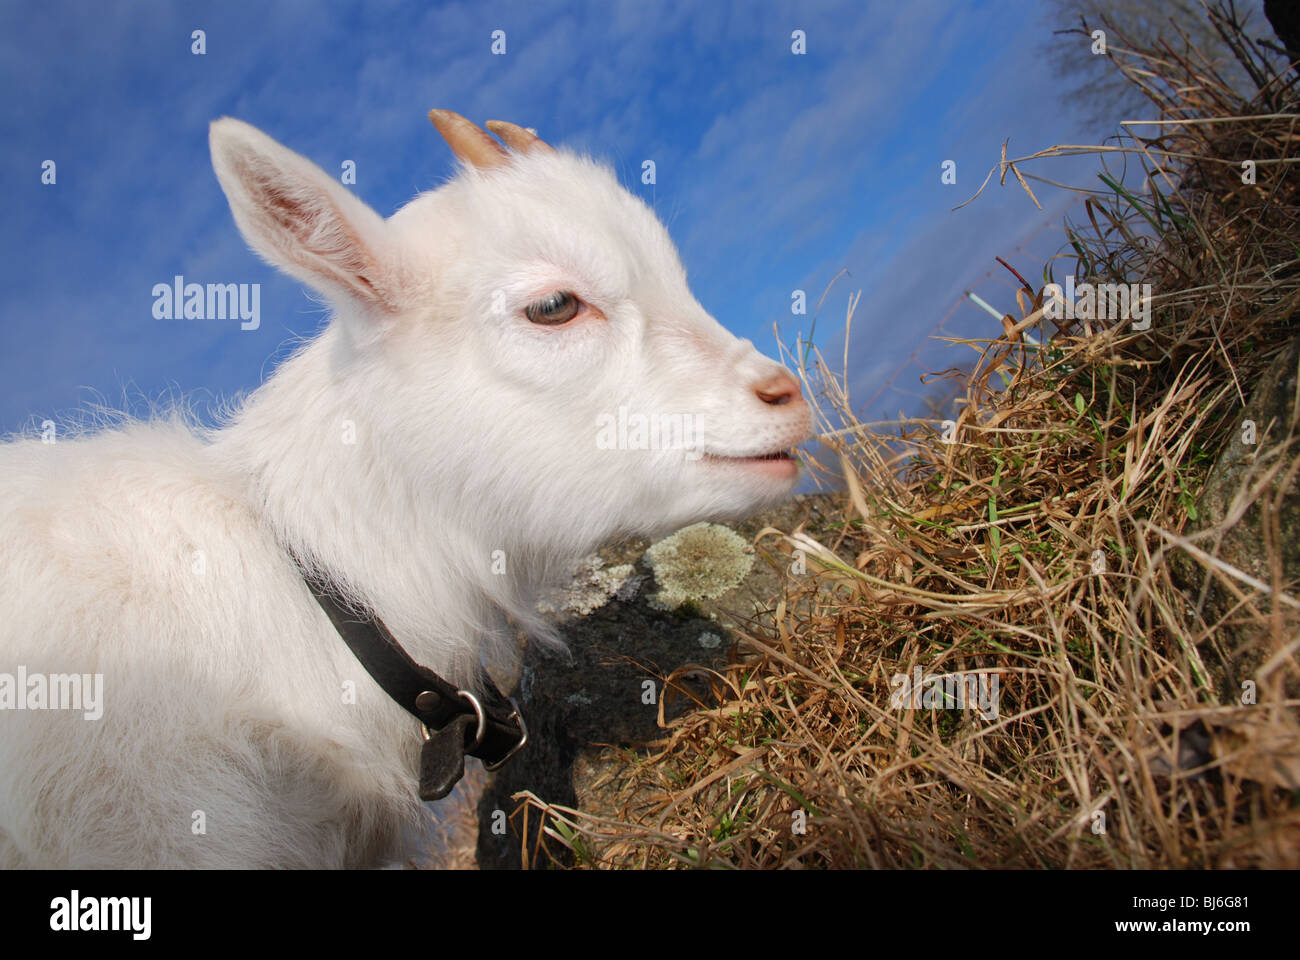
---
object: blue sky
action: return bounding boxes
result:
[0,0,1210,438]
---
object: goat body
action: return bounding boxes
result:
[0,113,812,867]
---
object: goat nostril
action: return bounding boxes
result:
[754,372,802,406]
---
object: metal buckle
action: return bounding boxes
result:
[419,689,486,751]
[484,697,528,772]
[455,690,487,750]
[417,691,526,771]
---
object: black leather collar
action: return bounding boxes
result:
[298,565,527,800]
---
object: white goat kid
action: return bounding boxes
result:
[0,111,812,868]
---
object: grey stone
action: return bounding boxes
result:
[475,492,841,868]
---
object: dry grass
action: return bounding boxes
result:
[515,3,1300,869]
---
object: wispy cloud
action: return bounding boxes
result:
[0,0,1136,436]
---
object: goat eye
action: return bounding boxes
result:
[525,291,580,326]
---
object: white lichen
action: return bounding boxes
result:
[536,555,637,617]
[643,522,753,611]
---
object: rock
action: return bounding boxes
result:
[475,492,843,869]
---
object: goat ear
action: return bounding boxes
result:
[209,118,405,315]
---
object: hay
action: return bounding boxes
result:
[516,2,1300,869]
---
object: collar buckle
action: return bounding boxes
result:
[484,697,528,772]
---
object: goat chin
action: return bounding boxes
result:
[0,112,814,868]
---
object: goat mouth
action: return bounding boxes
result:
[701,449,798,469]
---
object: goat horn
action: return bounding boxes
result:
[428,109,508,168]
[484,120,555,154]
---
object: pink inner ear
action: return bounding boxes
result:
[246,165,389,308]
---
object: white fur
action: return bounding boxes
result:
[0,117,812,868]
